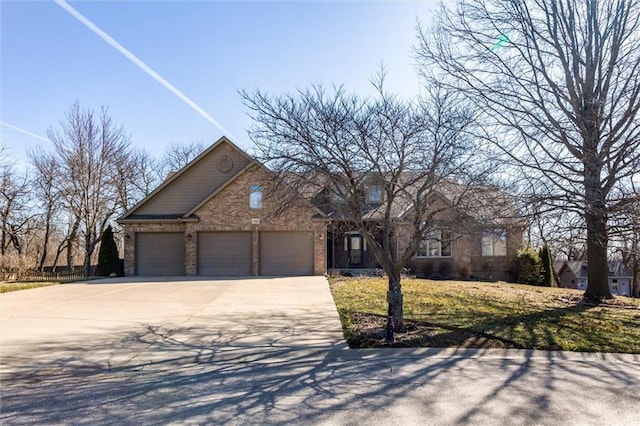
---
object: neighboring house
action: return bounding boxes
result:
[118,137,525,279]
[557,260,632,296]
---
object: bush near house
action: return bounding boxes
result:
[538,244,556,287]
[97,225,121,277]
[513,247,543,286]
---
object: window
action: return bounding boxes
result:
[416,229,452,258]
[368,185,382,203]
[249,185,262,209]
[482,229,507,256]
[332,184,349,203]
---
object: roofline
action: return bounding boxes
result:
[116,218,186,225]
[118,136,252,221]
[116,218,198,224]
[396,189,451,221]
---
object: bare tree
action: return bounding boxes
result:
[416,0,640,299]
[527,205,587,261]
[115,149,161,211]
[161,141,205,177]
[241,77,483,340]
[28,149,64,271]
[47,102,132,276]
[0,158,31,257]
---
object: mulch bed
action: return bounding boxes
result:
[346,312,521,349]
[556,294,640,309]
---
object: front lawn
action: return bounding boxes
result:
[0,282,58,293]
[330,277,640,353]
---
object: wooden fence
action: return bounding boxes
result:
[0,266,96,282]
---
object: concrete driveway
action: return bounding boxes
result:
[1,276,346,371]
[1,277,639,425]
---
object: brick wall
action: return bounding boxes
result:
[397,202,524,281]
[194,165,327,275]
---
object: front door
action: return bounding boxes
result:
[347,234,363,266]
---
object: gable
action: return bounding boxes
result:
[193,164,324,228]
[126,138,251,217]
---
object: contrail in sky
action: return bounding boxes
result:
[0,121,52,143]
[53,0,234,138]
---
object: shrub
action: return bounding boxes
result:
[481,260,494,280]
[538,244,556,287]
[97,225,121,277]
[513,247,543,286]
[404,259,435,278]
[458,264,471,280]
[438,261,452,279]
[420,261,435,278]
[404,259,420,276]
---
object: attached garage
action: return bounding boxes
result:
[198,232,252,276]
[135,232,184,276]
[259,231,314,276]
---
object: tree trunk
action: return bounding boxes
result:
[583,136,613,299]
[1,227,6,256]
[385,271,405,342]
[38,213,52,272]
[51,235,70,272]
[584,208,613,299]
[83,231,93,277]
[66,218,80,272]
[632,254,639,298]
[66,240,73,272]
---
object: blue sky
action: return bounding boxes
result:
[1,1,438,166]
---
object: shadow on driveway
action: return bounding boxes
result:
[2,309,639,425]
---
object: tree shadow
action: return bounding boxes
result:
[347,301,640,353]
[2,308,639,425]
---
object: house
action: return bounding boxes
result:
[557,260,632,296]
[118,137,524,279]
[320,177,525,281]
[118,137,328,276]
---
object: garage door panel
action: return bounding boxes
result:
[136,232,184,276]
[260,232,313,276]
[198,232,252,276]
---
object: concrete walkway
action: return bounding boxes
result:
[1,277,639,425]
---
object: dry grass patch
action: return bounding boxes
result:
[330,277,640,353]
[0,282,58,293]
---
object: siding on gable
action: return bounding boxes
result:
[136,143,250,215]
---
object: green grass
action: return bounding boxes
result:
[0,277,103,293]
[0,282,58,293]
[330,277,640,353]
